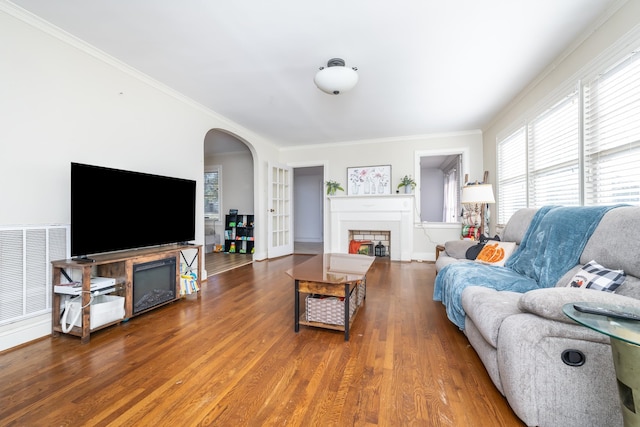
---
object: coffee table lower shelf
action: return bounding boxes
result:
[287,254,375,341]
[295,280,364,341]
[298,305,362,332]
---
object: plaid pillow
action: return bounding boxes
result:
[567,260,626,292]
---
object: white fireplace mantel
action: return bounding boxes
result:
[328,195,414,261]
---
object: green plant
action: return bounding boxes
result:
[325,180,344,195]
[397,175,416,189]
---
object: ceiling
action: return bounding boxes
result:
[11,0,621,148]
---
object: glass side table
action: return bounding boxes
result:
[563,302,640,427]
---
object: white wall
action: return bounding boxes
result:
[279,131,484,260]
[206,151,254,216]
[482,0,640,232]
[0,4,280,351]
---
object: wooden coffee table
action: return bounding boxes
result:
[286,253,375,341]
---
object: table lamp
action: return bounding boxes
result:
[461,183,495,238]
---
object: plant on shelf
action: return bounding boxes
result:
[326,180,344,196]
[398,175,416,192]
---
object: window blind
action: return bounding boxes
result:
[527,90,580,207]
[204,168,221,219]
[496,32,640,225]
[584,49,640,205]
[497,127,527,224]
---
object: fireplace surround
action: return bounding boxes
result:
[328,195,414,261]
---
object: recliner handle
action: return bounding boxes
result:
[561,349,586,366]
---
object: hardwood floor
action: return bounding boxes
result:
[204,252,254,277]
[0,256,524,426]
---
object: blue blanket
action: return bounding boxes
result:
[434,205,619,329]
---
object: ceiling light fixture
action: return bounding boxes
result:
[314,58,358,95]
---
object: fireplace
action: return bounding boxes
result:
[349,230,390,256]
[132,257,177,314]
[329,195,413,261]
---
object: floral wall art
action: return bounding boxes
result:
[347,165,391,195]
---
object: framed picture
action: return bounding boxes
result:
[347,165,391,195]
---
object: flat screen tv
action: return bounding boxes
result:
[71,162,196,258]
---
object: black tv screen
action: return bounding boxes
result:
[71,162,196,257]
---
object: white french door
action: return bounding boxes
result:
[267,162,293,258]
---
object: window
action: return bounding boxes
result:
[442,156,461,223]
[419,154,462,222]
[497,41,640,224]
[204,166,221,220]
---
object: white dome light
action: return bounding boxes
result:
[314,58,358,95]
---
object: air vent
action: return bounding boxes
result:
[0,225,69,325]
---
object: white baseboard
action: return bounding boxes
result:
[0,314,50,353]
[412,251,436,262]
[294,238,323,243]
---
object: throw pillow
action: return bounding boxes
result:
[567,260,626,292]
[465,243,485,260]
[474,241,516,267]
[466,234,503,260]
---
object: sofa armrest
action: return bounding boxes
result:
[443,240,476,259]
[518,287,640,325]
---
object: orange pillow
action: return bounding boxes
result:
[474,241,516,267]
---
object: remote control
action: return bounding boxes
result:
[573,304,640,322]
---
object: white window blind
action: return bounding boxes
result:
[497,127,527,224]
[584,49,640,205]
[204,166,221,220]
[527,89,580,207]
[497,32,640,225]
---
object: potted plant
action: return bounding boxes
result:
[398,175,416,193]
[326,180,344,196]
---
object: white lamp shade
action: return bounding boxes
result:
[461,184,495,204]
[314,66,358,95]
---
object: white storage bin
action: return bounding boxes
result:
[63,295,125,330]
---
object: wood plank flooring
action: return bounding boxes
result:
[204,252,254,277]
[0,256,524,426]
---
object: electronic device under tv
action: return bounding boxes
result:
[71,162,196,259]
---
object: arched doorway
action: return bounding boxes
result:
[203,129,255,276]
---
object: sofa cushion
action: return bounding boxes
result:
[434,254,471,272]
[461,286,523,347]
[615,276,640,299]
[567,260,626,292]
[443,239,475,259]
[474,241,516,267]
[500,208,537,243]
[581,206,640,279]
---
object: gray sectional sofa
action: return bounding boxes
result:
[434,206,640,427]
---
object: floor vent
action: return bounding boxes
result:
[0,226,69,325]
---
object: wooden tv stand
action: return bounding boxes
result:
[51,244,202,343]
